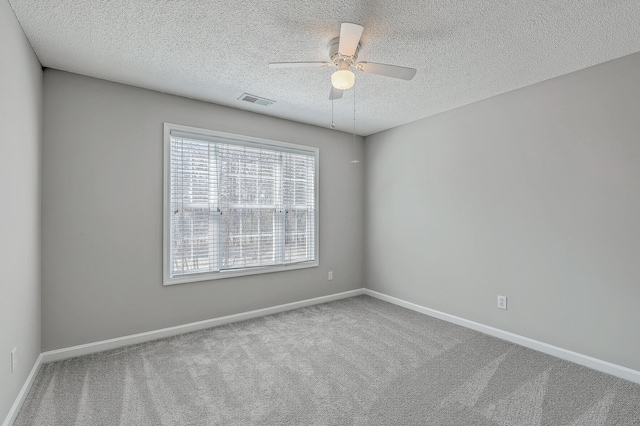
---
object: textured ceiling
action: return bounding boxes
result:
[8,0,640,136]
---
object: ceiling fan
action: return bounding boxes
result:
[269,23,417,100]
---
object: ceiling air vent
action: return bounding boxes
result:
[238,93,275,107]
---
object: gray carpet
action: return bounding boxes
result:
[15,296,640,425]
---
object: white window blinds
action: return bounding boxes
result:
[165,126,317,283]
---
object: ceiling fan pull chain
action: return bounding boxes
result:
[331,97,335,129]
[351,82,359,164]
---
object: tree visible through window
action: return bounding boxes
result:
[164,125,318,284]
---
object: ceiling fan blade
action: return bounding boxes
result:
[338,23,364,57]
[269,62,331,68]
[356,62,417,80]
[329,86,343,100]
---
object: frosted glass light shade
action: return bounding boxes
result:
[331,69,355,90]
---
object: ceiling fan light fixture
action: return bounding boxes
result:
[331,68,355,90]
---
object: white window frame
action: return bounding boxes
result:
[163,123,319,285]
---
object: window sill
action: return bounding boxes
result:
[163,260,319,286]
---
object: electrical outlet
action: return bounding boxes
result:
[328,271,333,281]
[497,295,507,310]
[11,348,17,373]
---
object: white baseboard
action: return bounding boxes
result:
[5,288,364,424]
[41,288,365,363]
[364,289,640,385]
[3,353,43,426]
[11,286,637,426]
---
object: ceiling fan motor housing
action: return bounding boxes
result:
[329,37,359,68]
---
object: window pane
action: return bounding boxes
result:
[283,151,315,263]
[221,208,277,269]
[171,208,215,276]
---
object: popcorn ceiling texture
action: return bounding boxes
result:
[8,0,640,135]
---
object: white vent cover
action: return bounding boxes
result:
[238,93,275,107]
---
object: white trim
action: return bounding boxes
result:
[41,289,365,363]
[166,124,319,155]
[7,287,639,425]
[364,289,640,384]
[3,354,43,426]
[162,123,171,286]
[164,261,319,286]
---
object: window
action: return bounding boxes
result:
[163,124,318,285]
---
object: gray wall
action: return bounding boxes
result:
[365,52,640,372]
[42,70,364,351]
[0,0,42,420]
